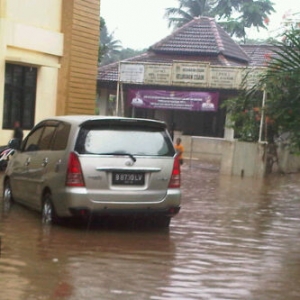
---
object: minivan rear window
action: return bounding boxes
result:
[75,127,174,156]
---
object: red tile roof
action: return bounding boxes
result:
[98,17,279,83]
[240,44,280,66]
[150,17,250,63]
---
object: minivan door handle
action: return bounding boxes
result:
[42,157,48,167]
[25,157,31,166]
[54,159,62,172]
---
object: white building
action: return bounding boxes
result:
[0,0,100,145]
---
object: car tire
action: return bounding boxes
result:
[155,216,171,228]
[42,193,59,225]
[3,179,13,213]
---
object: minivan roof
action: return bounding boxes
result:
[39,115,167,129]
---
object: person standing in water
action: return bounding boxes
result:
[13,121,23,144]
[174,137,184,165]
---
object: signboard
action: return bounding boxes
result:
[128,89,219,111]
[209,67,243,89]
[144,64,172,85]
[172,61,209,86]
[119,61,266,90]
[120,63,144,83]
[242,67,265,90]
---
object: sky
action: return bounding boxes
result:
[100,0,300,50]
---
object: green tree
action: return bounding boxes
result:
[224,28,300,151]
[260,28,300,150]
[118,48,146,61]
[165,0,275,42]
[215,0,275,41]
[164,0,215,28]
[99,17,122,65]
[99,17,146,65]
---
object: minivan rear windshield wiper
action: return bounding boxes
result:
[100,152,136,163]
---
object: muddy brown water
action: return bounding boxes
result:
[0,162,300,300]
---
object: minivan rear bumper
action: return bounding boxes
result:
[53,187,181,218]
[69,206,181,218]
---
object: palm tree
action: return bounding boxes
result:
[164,0,215,29]
[224,28,300,150]
[258,28,300,150]
[99,17,122,65]
[165,0,275,42]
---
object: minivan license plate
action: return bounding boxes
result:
[112,172,145,185]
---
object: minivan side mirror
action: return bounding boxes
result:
[8,138,21,150]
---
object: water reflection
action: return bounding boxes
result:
[1,165,300,299]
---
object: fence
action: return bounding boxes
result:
[174,133,266,177]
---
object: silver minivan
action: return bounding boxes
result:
[3,116,181,227]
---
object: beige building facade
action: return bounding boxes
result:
[0,0,100,145]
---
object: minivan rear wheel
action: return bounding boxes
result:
[156,216,171,228]
[42,193,58,225]
[147,216,170,228]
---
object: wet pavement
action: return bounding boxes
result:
[0,162,300,300]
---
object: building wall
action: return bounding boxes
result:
[0,0,100,145]
[56,0,99,115]
[3,0,62,30]
[0,0,63,143]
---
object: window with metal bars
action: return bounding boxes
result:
[2,63,37,130]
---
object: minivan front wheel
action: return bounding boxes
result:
[42,193,58,225]
[3,179,13,213]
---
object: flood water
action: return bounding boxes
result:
[1,162,300,300]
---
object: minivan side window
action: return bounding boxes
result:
[39,126,56,150]
[52,123,71,150]
[23,126,44,152]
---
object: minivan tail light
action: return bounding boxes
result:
[168,155,181,188]
[66,152,85,187]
